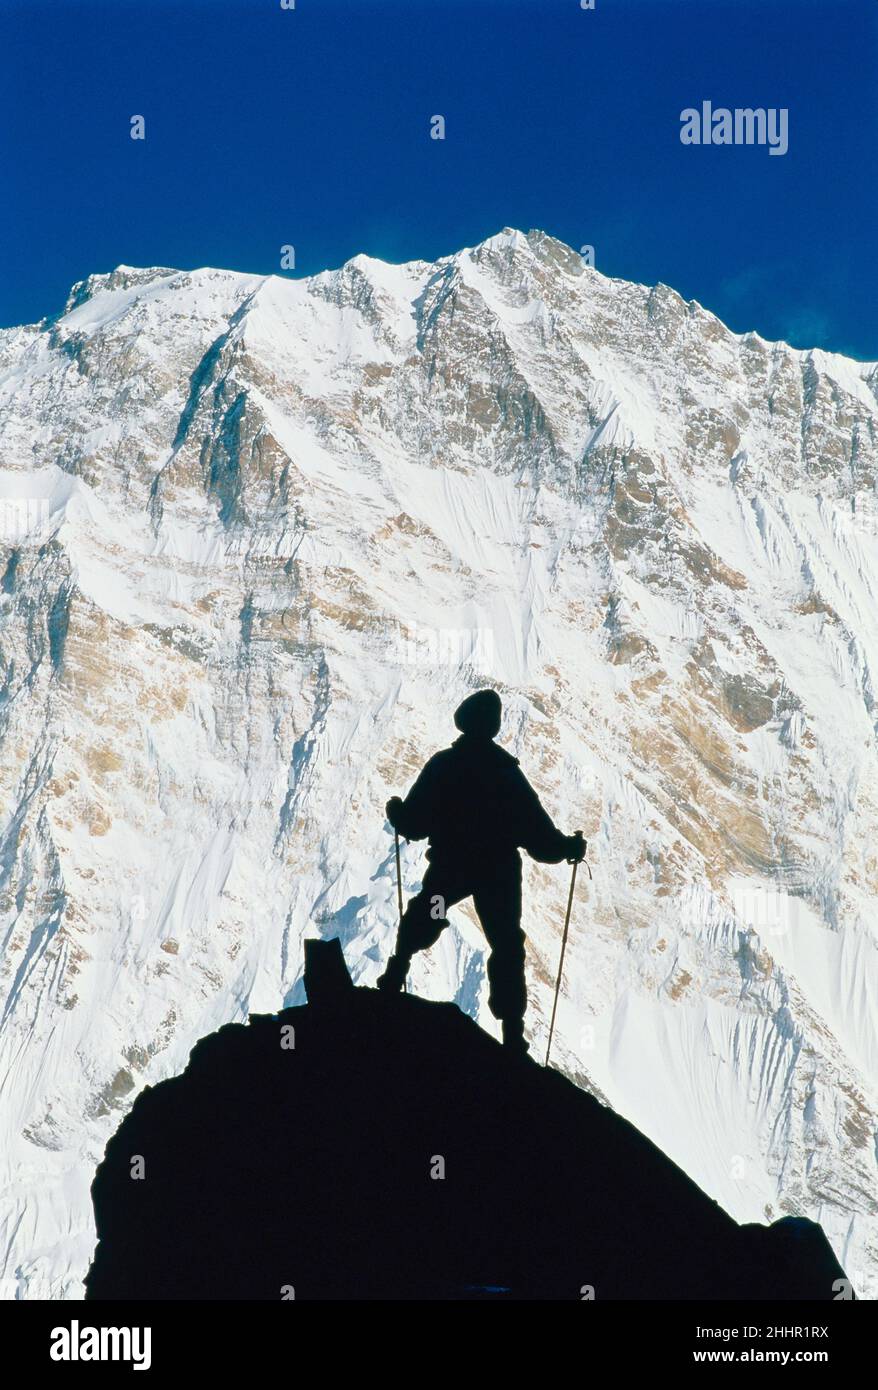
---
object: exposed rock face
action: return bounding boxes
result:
[0,230,876,1297]
[86,968,853,1301]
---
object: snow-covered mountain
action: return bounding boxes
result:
[1,228,876,1299]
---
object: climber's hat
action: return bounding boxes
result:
[453,689,502,739]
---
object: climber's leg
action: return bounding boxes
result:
[377,862,468,993]
[472,854,528,1050]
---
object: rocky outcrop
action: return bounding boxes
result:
[86,946,853,1301]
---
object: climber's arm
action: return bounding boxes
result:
[385,755,442,841]
[513,769,584,864]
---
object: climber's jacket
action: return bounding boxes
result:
[388,734,576,865]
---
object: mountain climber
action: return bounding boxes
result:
[377,689,585,1055]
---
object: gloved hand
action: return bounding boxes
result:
[386,796,404,830]
[564,831,586,863]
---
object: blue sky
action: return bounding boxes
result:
[2,0,876,359]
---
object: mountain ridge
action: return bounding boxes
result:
[12,228,877,380]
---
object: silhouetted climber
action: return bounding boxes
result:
[377,689,585,1055]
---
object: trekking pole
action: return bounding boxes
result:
[545,835,591,1069]
[394,829,407,994]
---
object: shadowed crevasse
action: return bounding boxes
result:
[85,940,854,1301]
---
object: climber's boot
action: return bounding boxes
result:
[376,953,410,994]
[501,1017,530,1057]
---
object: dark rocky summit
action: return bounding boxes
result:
[86,941,853,1301]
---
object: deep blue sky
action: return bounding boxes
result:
[2,0,876,358]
